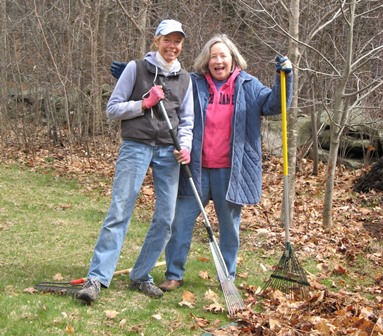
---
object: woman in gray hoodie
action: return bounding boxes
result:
[77,19,193,303]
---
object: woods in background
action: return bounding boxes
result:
[0,0,382,226]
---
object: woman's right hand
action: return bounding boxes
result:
[143,85,165,109]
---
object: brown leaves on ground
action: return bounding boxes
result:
[224,287,383,336]
[2,137,383,335]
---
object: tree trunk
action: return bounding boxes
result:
[0,0,8,144]
[322,120,342,227]
[89,0,103,137]
[322,2,355,228]
[310,74,319,175]
[282,0,300,226]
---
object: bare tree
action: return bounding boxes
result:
[1,0,381,189]
[229,0,383,228]
[0,0,7,144]
[322,0,383,227]
[115,0,150,59]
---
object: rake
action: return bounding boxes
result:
[35,261,166,295]
[261,71,310,299]
[158,101,245,316]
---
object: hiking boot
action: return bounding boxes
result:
[159,279,184,292]
[128,281,163,298]
[76,278,101,304]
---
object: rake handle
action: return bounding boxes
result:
[280,71,291,245]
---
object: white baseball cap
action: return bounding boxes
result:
[155,19,185,37]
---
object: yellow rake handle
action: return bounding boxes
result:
[281,71,288,177]
[280,71,291,244]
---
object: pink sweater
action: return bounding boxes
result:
[202,68,240,168]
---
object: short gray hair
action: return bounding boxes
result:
[193,34,247,74]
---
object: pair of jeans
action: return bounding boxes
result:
[87,140,180,287]
[164,167,242,280]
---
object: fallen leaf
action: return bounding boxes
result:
[24,287,38,294]
[179,300,195,308]
[53,273,64,281]
[59,204,72,209]
[152,314,162,320]
[204,289,218,301]
[190,313,210,328]
[203,301,225,314]
[182,290,195,304]
[104,310,119,319]
[119,319,127,329]
[65,324,75,334]
[179,290,196,308]
[237,272,248,278]
[332,264,347,275]
[269,317,280,330]
[199,270,210,279]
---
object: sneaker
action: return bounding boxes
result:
[128,281,163,298]
[76,278,101,304]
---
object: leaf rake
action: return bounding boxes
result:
[261,70,310,299]
[35,261,166,295]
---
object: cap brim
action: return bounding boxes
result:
[159,29,185,37]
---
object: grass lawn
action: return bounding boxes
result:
[1,160,381,335]
[0,164,265,335]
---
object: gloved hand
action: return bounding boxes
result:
[275,55,292,74]
[110,61,127,79]
[143,85,165,109]
[174,148,190,165]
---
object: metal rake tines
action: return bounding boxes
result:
[220,279,246,315]
[262,245,310,299]
[35,282,82,296]
[272,249,309,285]
[210,242,245,316]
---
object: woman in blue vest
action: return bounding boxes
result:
[77,19,193,303]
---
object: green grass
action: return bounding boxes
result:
[0,164,256,336]
[1,163,380,335]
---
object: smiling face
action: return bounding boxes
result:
[208,42,233,81]
[154,32,184,64]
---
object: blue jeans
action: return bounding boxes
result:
[165,167,242,280]
[87,140,180,287]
